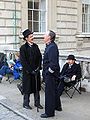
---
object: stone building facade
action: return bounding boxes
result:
[0,0,90,54]
[0,0,21,51]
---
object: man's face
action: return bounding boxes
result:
[26,34,34,43]
[67,59,75,64]
[43,32,51,44]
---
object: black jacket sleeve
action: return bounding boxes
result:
[20,46,33,74]
[48,45,59,72]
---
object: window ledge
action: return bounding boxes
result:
[76,33,90,38]
[33,32,45,39]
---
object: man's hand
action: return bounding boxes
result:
[19,66,22,70]
[48,67,54,73]
[71,75,76,81]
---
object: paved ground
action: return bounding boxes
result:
[0,77,90,120]
[0,103,32,120]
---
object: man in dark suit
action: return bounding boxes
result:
[20,29,43,109]
[58,54,82,96]
[41,30,62,118]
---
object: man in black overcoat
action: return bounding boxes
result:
[20,29,43,109]
[58,55,82,96]
[41,30,62,118]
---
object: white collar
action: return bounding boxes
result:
[28,42,33,47]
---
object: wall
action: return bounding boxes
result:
[0,0,21,52]
[56,0,90,57]
[56,0,78,50]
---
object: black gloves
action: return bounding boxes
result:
[32,70,37,75]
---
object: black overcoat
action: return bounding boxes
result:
[43,41,60,116]
[60,62,82,79]
[20,42,42,94]
[43,41,60,78]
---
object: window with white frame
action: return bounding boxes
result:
[82,0,90,33]
[28,0,46,32]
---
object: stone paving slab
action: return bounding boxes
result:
[0,102,33,120]
[0,77,90,120]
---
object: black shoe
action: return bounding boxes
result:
[55,107,62,111]
[35,104,43,109]
[0,78,2,83]
[23,105,32,109]
[40,113,54,118]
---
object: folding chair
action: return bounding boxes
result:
[64,78,82,98]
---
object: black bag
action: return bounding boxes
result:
[17,82,23,95]
[59,75,71,83]
[63,76,71,83]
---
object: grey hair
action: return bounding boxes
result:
[48,30,56,41]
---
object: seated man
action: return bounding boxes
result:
[58,54,82,96]
[0,52,22,82]
[0,62,13,83]
[13,52,22,80]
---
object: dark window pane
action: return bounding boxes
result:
[82,4,84,13]
[89,24,90,32]
[85,4,88,13]
[85,24,87,32]
[82,14,85,23]
[28,1,33,9]
[89,15,90,22]
[85,14,88,22]
[28,10,32,20]
[33,10,39,21]
[82,23,85,32]
[28,21,32,31]
[34,1,39,9]
[33,22,39,32]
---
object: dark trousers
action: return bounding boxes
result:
[57,79,65,96]
[45,74,61,116]
[55,82,62,109]
[57,78,76,96]
[23,91,40,106]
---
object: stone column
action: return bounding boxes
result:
[21,0,28,30]
[47,0,57,31]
